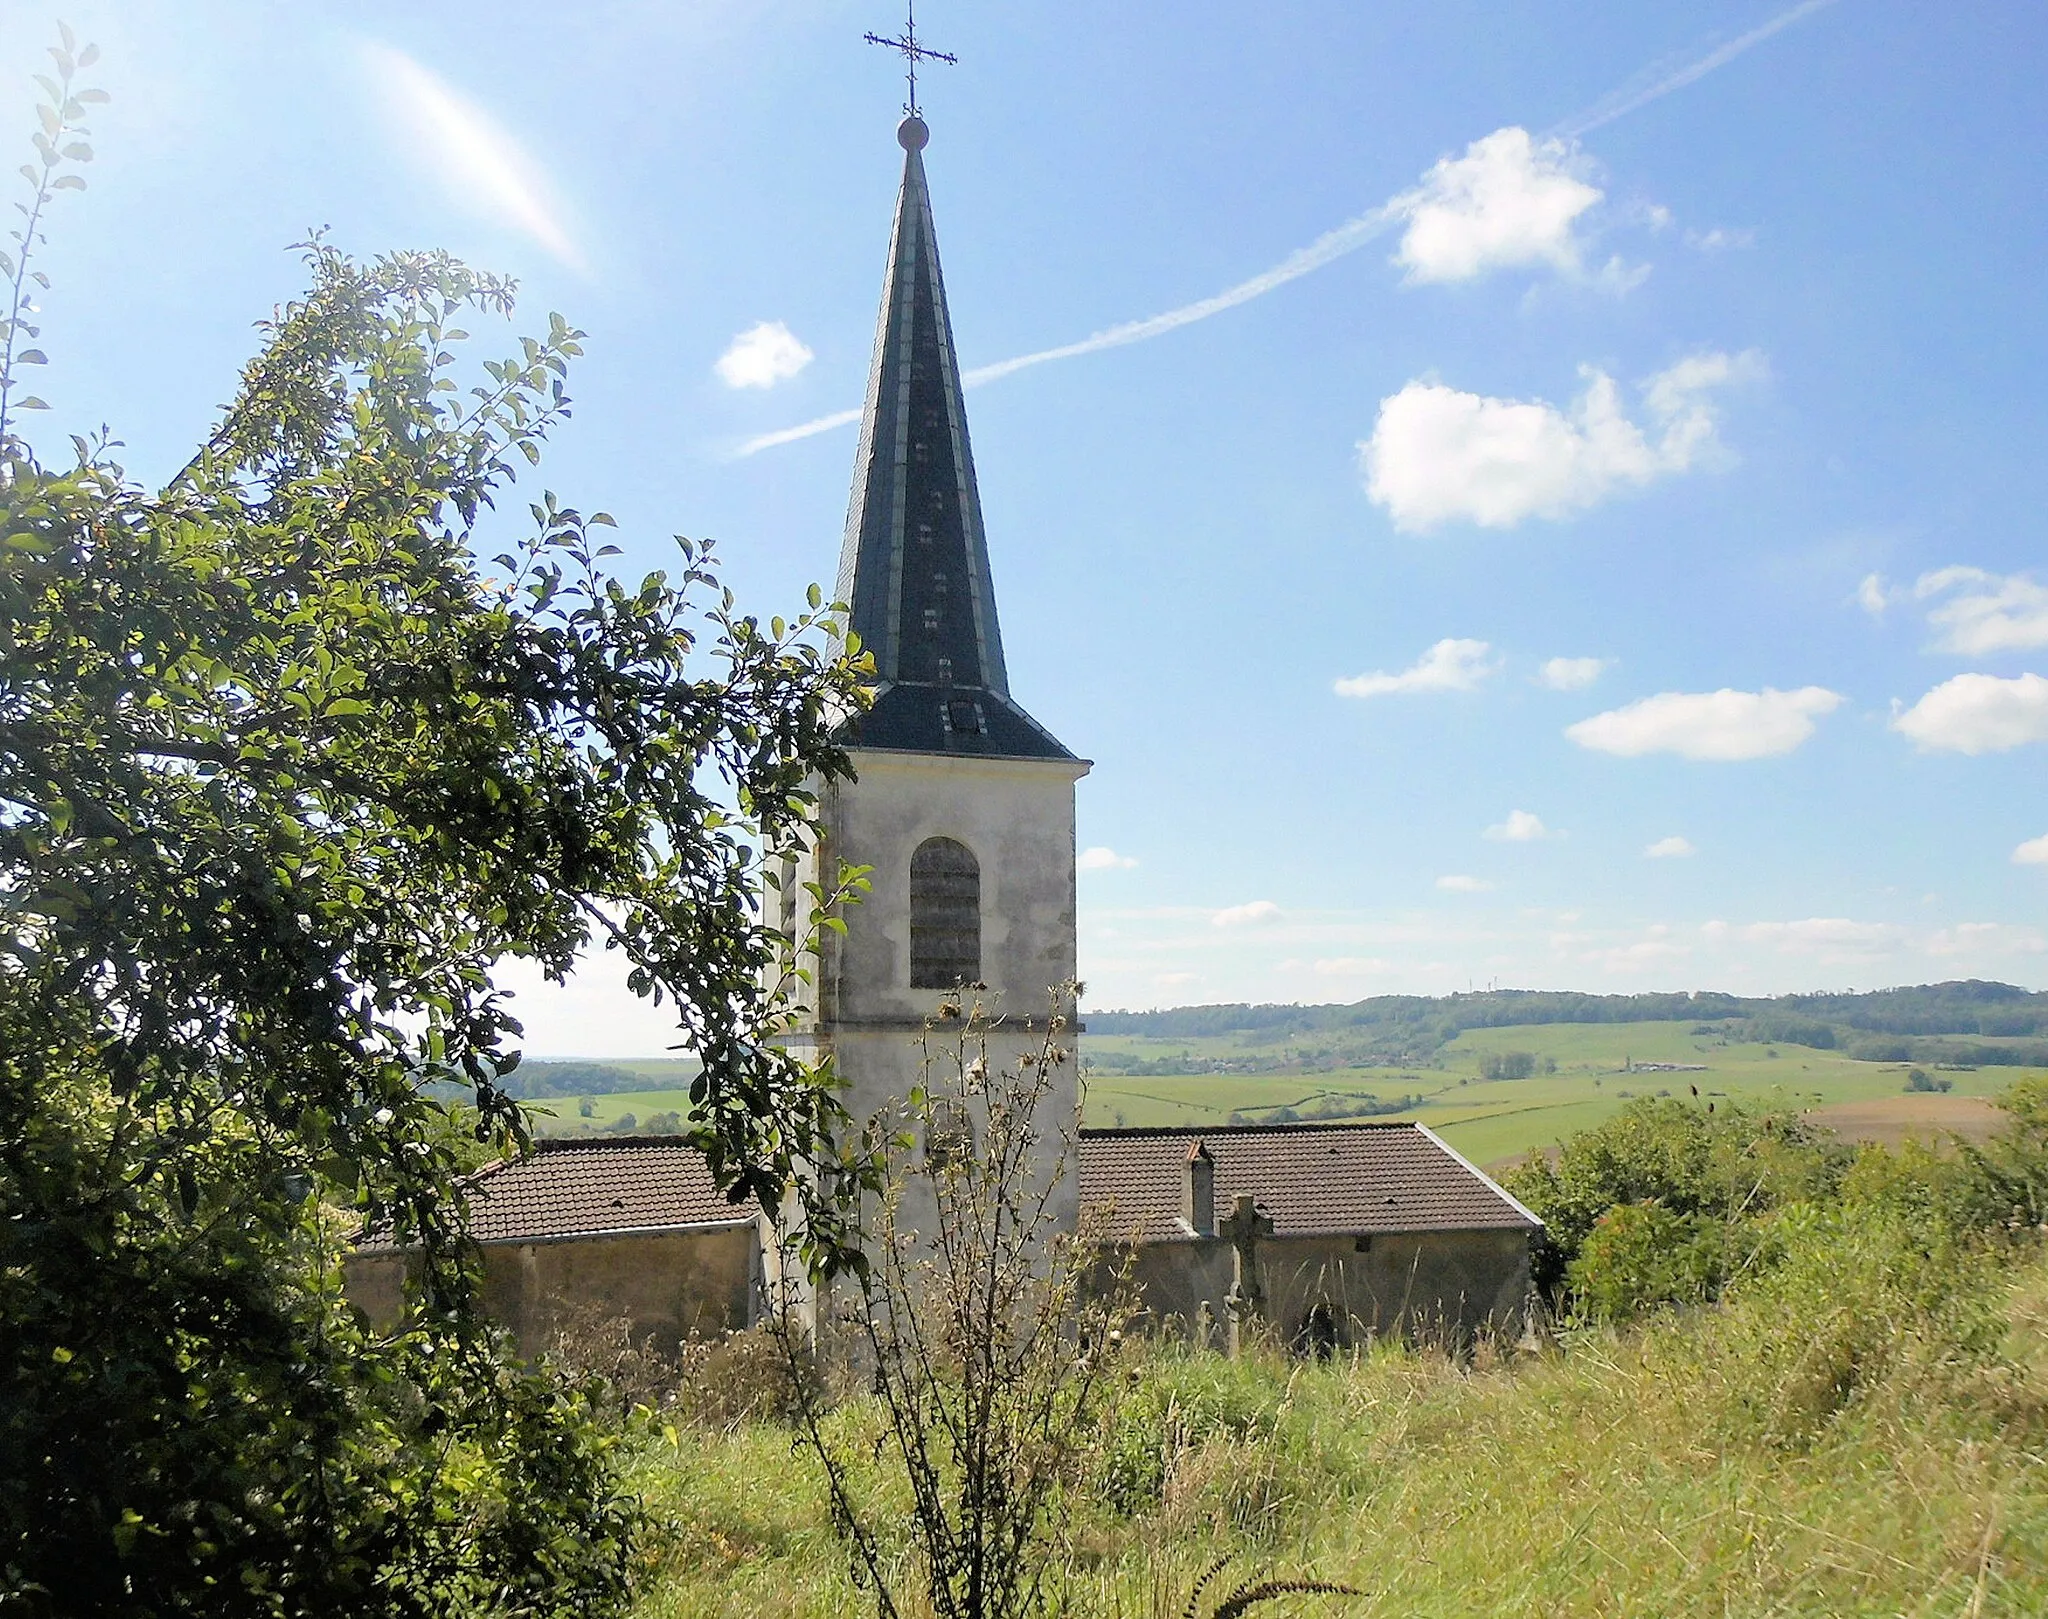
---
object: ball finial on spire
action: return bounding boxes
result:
[898,113,929,151]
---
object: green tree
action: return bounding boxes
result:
[0,33,869,1614]
[1505,1098,1847,1297]
[1567,1201,1731,1323]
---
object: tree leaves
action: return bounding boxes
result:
[3,26,108,450]
[0,233,867,1610]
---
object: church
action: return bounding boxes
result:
[774,106,1091,1194]
[350,107,1539,1358]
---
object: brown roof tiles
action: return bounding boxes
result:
[360,1122,1533,1253]
[358,1137,761,1250]
[1077,1121,1539,1243]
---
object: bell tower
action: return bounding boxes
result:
[782,111,1087,1193]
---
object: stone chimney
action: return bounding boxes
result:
[1183,1140,1215,1237]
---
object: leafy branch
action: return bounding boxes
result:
[0,20,107,454]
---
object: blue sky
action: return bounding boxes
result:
[5,1,2045,1054]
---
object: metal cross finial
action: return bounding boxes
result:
[864,1,956,117]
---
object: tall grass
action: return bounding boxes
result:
[624,1216,2047,1617]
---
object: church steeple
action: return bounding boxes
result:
[834,116,1072,760]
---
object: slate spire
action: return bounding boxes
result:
[833,115,1071,759]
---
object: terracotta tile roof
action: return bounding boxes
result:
[1076,1122,1539,1243]
[359,1137,761,1250]
[356,1123,1531,1253]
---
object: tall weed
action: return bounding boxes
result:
[1670,1201,2002,1449]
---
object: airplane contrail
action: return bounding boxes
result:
[732,0,1839,459]
[957,203,1401,390]
[737,407,864,456]
[1551,0,1840,139]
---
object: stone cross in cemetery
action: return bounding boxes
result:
[1221,1192,1275,1357]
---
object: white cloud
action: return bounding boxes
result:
[1389,127,1603,285]
[1591,931,1691,970]
[1152,971,1199,990]
[1436,874,1494,893]
[1078,846,1139,871]
[1566,685,1842,760]
[1684,226,1755,252]
[1211,900,1280,928]
[742,7,1830,462]
[1912,567,2048,655]
[1484,809,1555,842]
[1866,567,2048,653]
[1539,655,1610,691]
[1695,913,2045,974]
[1645,835,1696,858]
[1314,956,1391,976]
[1640,351,1758,427]
[1927,922,2046,957]
[359,41,585,273]
[1361,351,1762,532]
[714,321,814,390]
[1334,637,1496,699]
[1891,672,2048,754]
[1740,918,1907,959]
[2016,833,2048,867]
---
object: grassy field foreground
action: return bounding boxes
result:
[624,1224,2048,1617]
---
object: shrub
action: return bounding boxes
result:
[1959,1076,2048,1228]
[546,1304,679,1418]
[1505,1098,1847,1285]
[673,1327,812,1429]
[1701,1202,2001,1449]
[1567,1202,1730,1323]
[770,992,1135,1619]
[1091,1348,1287,1515]
[1839,1138,1999,1235]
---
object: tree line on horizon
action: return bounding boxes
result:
[1087,980,2048,1062]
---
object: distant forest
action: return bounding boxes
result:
[492,1060,698,1100]
[1085,981,2048,1069]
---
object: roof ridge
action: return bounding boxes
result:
[532,1133,700,1153]
[1078,1120,1422,1139]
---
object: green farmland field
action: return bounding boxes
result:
[527,1089,701,1134]
[534,1021,2045,1165]
[1080,1019,2042,1165]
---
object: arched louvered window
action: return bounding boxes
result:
[909,837,980,988]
